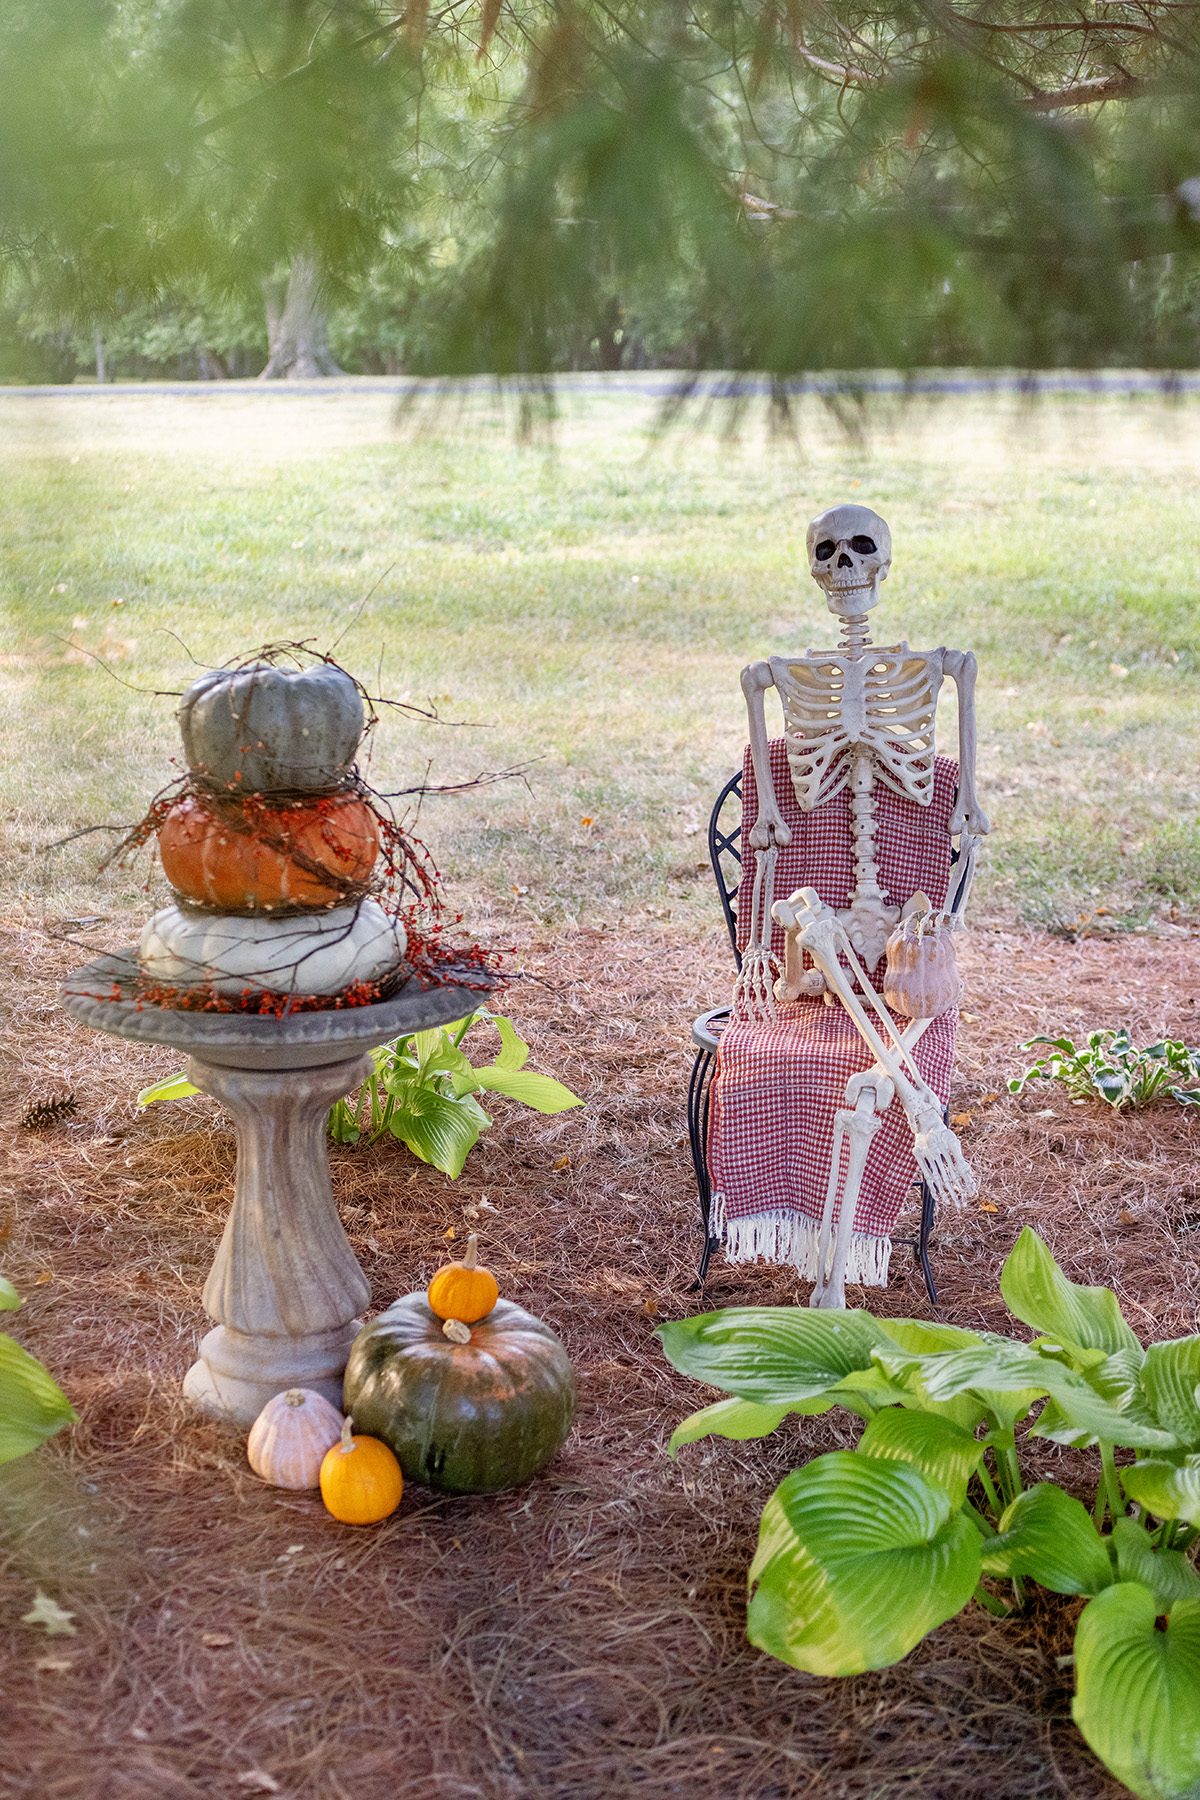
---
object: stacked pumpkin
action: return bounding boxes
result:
[246,1237,576,1520]
[138,663,405,1000]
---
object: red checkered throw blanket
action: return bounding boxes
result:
[708,740,961,1287]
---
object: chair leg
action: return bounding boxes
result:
[915,1176,939,1307]
[687,1048,721,1287]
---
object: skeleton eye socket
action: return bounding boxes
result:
[815,540,836,561]
[850,535,877,555]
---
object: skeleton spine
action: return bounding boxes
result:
[840,613,885,913]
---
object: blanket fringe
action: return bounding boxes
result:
[711,1192,893,1288]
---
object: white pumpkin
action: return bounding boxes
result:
[138,898,405,996]
[247,1388,345,1489]
[883,914,962,1020]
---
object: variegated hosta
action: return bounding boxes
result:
[660,1228,1200,1800]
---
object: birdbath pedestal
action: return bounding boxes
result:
[61,952,490,1427]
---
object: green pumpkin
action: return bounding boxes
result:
[343,1294,576,1494]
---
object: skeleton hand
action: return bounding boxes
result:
[909,1099,976,1207]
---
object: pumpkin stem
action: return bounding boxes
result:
[442,1318,472,1344]
[340,1415,355,1454]
[284,1388,307,1407]
[463,1232,479,1271]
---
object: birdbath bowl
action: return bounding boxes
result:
[61,951,495,1427]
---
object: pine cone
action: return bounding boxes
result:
[20,1093,78,1131]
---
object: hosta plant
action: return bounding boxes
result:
[0,1276,76,1466]
[1009,1029,1200,1111]
[140,1008,583,1179]
[659,1230,1200,1800]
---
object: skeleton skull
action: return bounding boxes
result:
[806,504,892,616]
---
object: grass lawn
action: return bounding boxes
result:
[3,375,1200,936]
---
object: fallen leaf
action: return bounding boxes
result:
[960,1012,980,1025]
[980,1092,1001,1104]
[21,1592,76,1635]
[34,1271,52,1286]
[979,1201,999,1215]
[580,817,594,827]
[462,1205,480,1221]
[553,1155,570,1171]
[950,1112,972,1128]
[1118,1210,1139,1226]
[201,1632,234,1648]
[478,1197,498,1213]
[237,1775,281,1795]
[443,1225,456,1239]
[641,1298,659,1318]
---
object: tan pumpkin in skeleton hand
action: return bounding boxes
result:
[883,903,963,1020]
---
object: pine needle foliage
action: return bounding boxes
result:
[5,0,1200,370]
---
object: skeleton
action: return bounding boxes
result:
[734,503,992,1308]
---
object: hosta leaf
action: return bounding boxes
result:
[747,1453,980,1676]
[479,1011,530,1072]
[1112,1518,1200,1612]
[0,1277,19,1312]
[1122,1457,1200,1527]
[877,1319,986,1354]
[658,1308,891,1407]
[668,1396,824,1457]
[1000,1228,1140,1354]
[855,1407,984,1509]
[1141,1339,1200,1448]
[1032,1347,1171,1450]
[981,1483,1113,1595]
[0,1335,77,1466]
[137,1072,199,1106]
[389,1086,490,1179]
[1073,1584,1200,1800]
[473,1067,584,1112]
[875,1334,1049,1430]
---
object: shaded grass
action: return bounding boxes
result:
[1,375,1200,936]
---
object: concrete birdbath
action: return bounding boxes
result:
[61,950,492,1426]
[57,653,497,1425]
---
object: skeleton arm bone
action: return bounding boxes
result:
[942,650,991,837]
[741,661,792,848]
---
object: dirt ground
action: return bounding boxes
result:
[3,909,1199,1800]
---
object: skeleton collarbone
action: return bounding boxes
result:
[770,643,944,812]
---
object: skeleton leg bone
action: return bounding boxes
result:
[772,888,975,1209]
[811,1073,889,1309]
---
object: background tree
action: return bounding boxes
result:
[4,0,1200,377]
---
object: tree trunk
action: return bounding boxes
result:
[258,254,344,379]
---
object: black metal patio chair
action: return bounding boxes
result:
[685,769,942,1303]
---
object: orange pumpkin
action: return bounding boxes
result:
[158,792,379,912]
[427,1233,499,1325]
[319,1417,404,1524]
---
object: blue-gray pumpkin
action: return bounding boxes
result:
[178,663,364,795]
[343,1294,576,1494]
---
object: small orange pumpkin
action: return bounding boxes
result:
[318,1417,404,1524]
[427,1233,499,1325]
[158,792,379,912]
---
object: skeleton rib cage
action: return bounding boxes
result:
[769,646,942,814]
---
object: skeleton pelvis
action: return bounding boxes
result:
[835,893,899,973]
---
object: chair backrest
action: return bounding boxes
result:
[708,770,743,970]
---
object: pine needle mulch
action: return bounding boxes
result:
[3,909,1199,1800]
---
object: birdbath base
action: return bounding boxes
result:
[61,953,494,1430]
[179,1051,374,1425]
